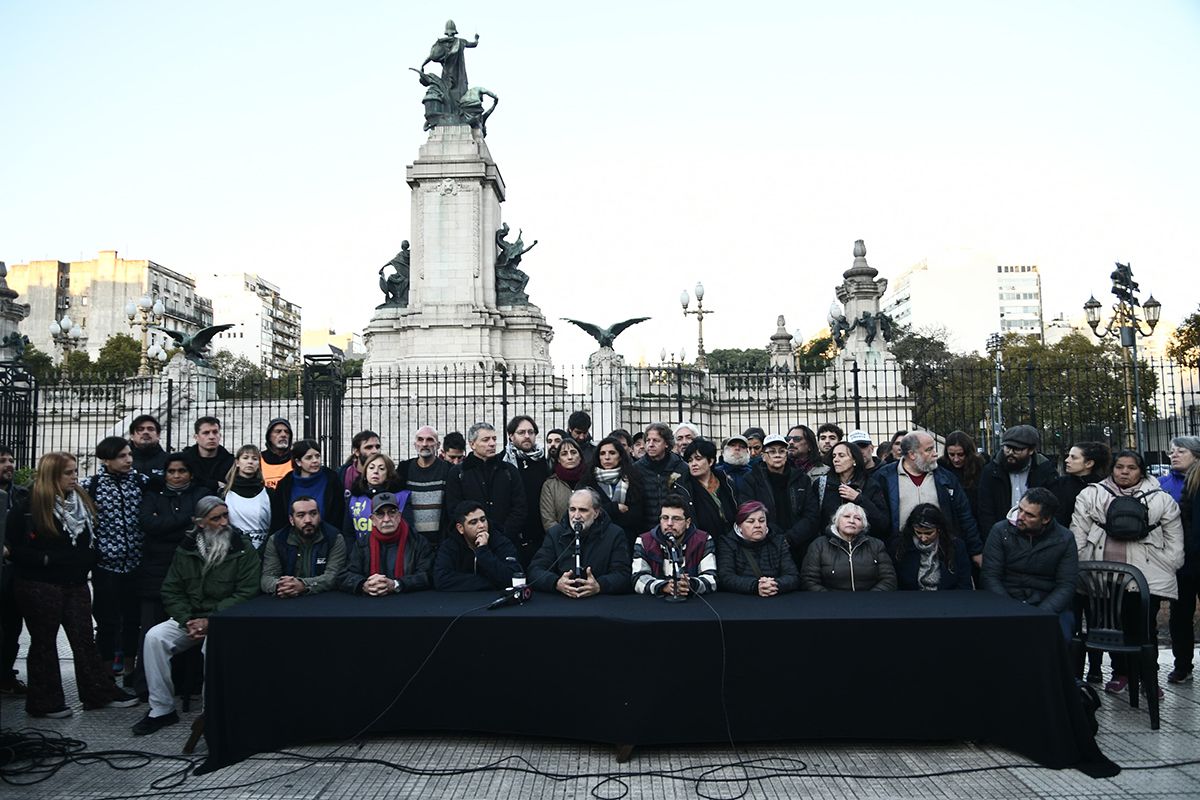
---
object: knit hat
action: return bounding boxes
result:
[1001,425,1040,450]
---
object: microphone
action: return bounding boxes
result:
[664,536,688,603]
[571,520,584,579]
[487,584,533,610]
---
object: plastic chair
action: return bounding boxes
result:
[1072,561,1160,730]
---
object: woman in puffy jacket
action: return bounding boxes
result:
[1071,449,1184,697]
[717,501,799,596]
[801,502,896,591]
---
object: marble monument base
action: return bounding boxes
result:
[363,303,554,372]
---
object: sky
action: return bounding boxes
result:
[2,0,1198,366]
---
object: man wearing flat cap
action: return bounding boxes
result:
[341,492,434,595]
[976,424,1058,537]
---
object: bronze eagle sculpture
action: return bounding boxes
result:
[560,317,651,349]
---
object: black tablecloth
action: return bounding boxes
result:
[199,590,1116,776]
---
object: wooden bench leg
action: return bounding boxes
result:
[183,713,205,754]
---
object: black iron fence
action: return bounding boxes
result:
[8,356,1199,473]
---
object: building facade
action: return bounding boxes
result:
[195,272,301,373]
[880,249,1000,353]
[997,264,1045,340]
[6,250,213,362]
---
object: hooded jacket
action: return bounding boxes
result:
[977,450,1059,534]
[431,526,521,591]
[800,531,896,592]
[529,507,631,594]
[182,444,236,493]
[981,516,1078,613]
[1071,476,1185,599]
[261,418,294,490]
[716,528,799,595]
[160,528,261,625]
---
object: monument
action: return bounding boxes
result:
[829,239,897,365]
[364,21,554,371]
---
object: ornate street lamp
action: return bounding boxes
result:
[1082,262,1160,452]
[49,313,87,377]
[986,332,1004,455]
[126,293,166,376]
[680,282,712,371]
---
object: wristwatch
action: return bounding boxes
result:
[392,579,401,593]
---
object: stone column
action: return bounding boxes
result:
[587,348,624,441]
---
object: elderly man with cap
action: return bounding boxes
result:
[847,430,880,475]
[755,433,821,563]
[717,434,774,510]
[342,492,433,595]
[976,424,1057,536]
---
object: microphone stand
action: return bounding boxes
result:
[572,521,583,580]
[664,536,688,603]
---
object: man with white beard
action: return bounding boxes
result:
[716,434,775,515]
[133,496,259,736]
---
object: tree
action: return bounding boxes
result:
[19,343,55,383]
[1167,305,1200,367]
[95,333,142,376]
[707,348,769,372]
[796,334,835,372]
[63,350,93,378]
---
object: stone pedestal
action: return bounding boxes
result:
[364,125,554,371]
[587,348,624,438]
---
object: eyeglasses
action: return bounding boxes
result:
[785,436,805,442]
[1002,444,1031,454]
[373,508,400,518]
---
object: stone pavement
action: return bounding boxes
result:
[2,642,1198,799]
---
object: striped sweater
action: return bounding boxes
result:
[632,525,718,595]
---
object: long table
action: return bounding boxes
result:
[198,590,1117,776]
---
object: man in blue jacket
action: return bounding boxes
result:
[873,431,982,564]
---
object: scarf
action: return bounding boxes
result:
[503,441,546,466]
[554,461,585,485]
[593,467,628,505]
[368,523,409,579]
[914,536,941,591]
[229,473,265,498]
[292,470,329,517]
[54,491,93,546]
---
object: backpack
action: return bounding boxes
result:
[1098,484,1160,542]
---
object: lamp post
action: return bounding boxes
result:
[125,294,165,377]
[680,282,712,371]
[1083,262,1161,453]
[48,313,87,378]
[986,332,1004,455]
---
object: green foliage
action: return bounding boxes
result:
[343,358,364,379]
[13,467,35,487]
[890,327,1160,451]
[208,350,294,400]
[63,350,93,377]
[707,348,769,372]
[1167,305,1200,367]
[95,333,142,376]
[796,334,835,373]
[19,343,55,383]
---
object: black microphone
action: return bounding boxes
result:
[664,536,688,603]
[487,584,533,610]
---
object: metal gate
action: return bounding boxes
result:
[0,358,37,467]
[301,355,346,460]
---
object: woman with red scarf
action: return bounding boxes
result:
[339,493,433,595]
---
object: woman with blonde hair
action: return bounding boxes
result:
[222,445,274,550]
[7,452,138,717]
[800,502,896,591]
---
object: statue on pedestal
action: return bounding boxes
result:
[561,317,651,350]
[378,241,411,307]
[413,21,498,135]
[495,224,537,306]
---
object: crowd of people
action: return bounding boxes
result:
[1,411,1197,737]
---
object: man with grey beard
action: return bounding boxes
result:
[134,496,259,736]
[716,434,774,511]
[871,430,983,565]
[397,425,454,544]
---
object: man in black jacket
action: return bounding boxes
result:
[443,422,528,550]
[432,501,521,591]
[633,422,688,533]
[981,487,1078,638]
[977,425,1058,536]
[129,415,168,479]
[530,489,631,597]
[181,416,235,493]
[503,415,550,566]
[755,435,821,563]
